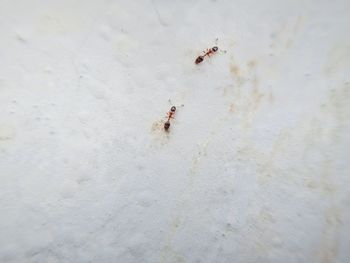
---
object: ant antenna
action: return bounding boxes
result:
[215,38,227,53]
[168,99,184,108]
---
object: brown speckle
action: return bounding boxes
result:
[247,59,257,69]
[229,103,235,113]
[229,63,244,87]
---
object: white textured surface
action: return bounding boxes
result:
[0,0,350,262]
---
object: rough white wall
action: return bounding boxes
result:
[0,0,349,262]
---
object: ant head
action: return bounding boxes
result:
[212,46,218,52]
[171,106,176,112]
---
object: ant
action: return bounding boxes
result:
[195,46,219,64]
[164,106,176,131]
[195,39,225,64]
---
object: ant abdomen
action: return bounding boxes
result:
[164,121,170,131]
[195,55,204,64]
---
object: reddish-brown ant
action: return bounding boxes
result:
[195,38,226,64]
[164,106,176,131]
[195,46,219,64]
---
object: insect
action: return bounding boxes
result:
[195,46,219,64]
[195,38,227,64]
[164,106,176,131]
